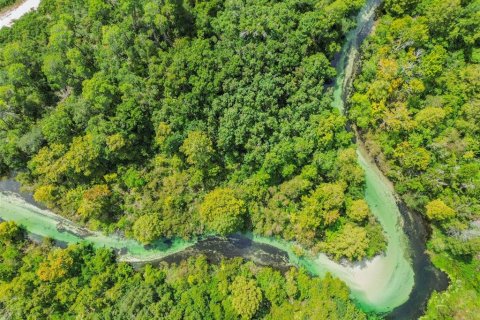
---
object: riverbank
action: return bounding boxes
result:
[354,131,449,319]
[0,173,412,313]
[342,11,450,318]
[0,0,19,14]
[0,0,414,313]
[0,0,447,317]
[330,0,450,316]
[0,0,39,28]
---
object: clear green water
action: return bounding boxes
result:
[251,157,416,312]
[0,0,414,314]
[0,191,193,261]
[325,0,414,311]
[254,0,414,312]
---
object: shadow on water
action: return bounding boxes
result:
[0,177,294,273]
[0,0,451,316]
[337,0,450,316]
[385,202,449,320]
[131,234,293,273]
[0,165,449,318]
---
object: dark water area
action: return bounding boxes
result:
[339,0,450,316]
[0,0,451,316]
[386,203,449,320]
[0,178,292,273]
[351,131,449,319]
[131,234,293,273]
[0,162,449,319]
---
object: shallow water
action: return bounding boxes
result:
[0,180,193,261]
[0,0,449,317]
[323,0,414,311]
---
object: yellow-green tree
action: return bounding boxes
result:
[425,199,456,221]
[37,249,74,282]
[77,184,111,219]
[347,199,370,222]
[33,184,57,207]
[322,224,369,261]
[133,214,162,244]
[0,221,22,243]
[180,130,214,168]
[199,188,245,235]
[415,107,446,128]
[230,276,262,319]
[301,182,345,226]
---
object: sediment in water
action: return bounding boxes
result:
[0,0,449,316]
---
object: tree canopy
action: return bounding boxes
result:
[350,0,480,317]
[0,222,367,320]
[0,0,385,260]
[200,187,245,235]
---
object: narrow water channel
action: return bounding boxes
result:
[0,0,448,318]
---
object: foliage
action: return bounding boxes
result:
[0,221,23,243]
[424,228,480,320]
[351,0,480,316]
[132,214,162,244]
[200,187,245,235]
[347,199,370,222]
[0,226,367,320]
[0,0,16,11]
[230,276,263,319]
[425,199,456,221]
[321,223,369,261]
[0,0,385,260]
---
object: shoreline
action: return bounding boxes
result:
[0,0,40,28]
[0,0,446,317]
[0,0,24,15]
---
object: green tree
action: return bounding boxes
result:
[180,130,214,169]
[77,185,112,220]
[415,107,446,128]
[301,182,345,225]
[347,199,370,222]
[425,199,456,221]
[37,248,74,282]
[133,214,162,244]
[33,184,58,207]
[0,221,23,243]
[199,188,245,235]
[322,224,369,261]
[256,268,287,306]
[230,276,262,320]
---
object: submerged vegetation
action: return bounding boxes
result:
[0,0,385,261]
[0,221,367,319]
[350,0,480,317]
[0,0,478,318]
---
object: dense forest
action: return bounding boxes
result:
[0,0,386,261]
[1,0,479,318]
[0,221,368,319]
[350,0,480,318]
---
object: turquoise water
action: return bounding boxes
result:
[254,0,414,312]
[0,188,193,261]
[0,0,415,313]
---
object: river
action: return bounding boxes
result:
[0,0,448,318]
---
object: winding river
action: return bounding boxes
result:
[0,0,448,318]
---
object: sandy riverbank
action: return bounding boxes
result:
[0,0,40,28]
